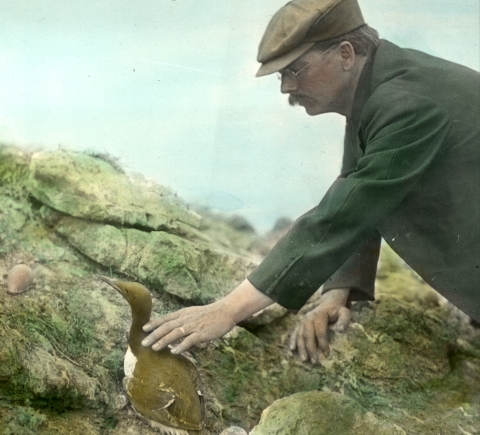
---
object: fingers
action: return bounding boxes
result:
[290,323,320,363]
[141,303,235,354]
[290,305,353,364]
[303,321,319,364]
[141,321,183,350]
[171,333,202,354]
[291,316,327,364]
[333,307,351,333]
[295,323,308,362]
[312,309,330,358]
[313,317,330,359]
[150,326,188,351]
[289,324,299,352]
[143,311,180,332]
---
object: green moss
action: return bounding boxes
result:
[0,146,30,187]
[0,404,47,435]
[0,277,107,411]
[250,391,374,435]
[198,327,326,429]
[101,348,124,379]
[8,289,102,361]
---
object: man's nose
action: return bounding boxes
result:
[280,75,298,94]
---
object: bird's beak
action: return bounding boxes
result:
[98,275,122,293]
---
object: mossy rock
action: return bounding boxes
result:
[250,391,398,435]
[0,264,124,411]
[0,145,31,189]
[27,150,200,232]
[0,405,102,435]
[55,216,256,304]
[0,146,33,253]
[0,196,29,255]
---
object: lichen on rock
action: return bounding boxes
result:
[250,391,397,435]
[27,149,200,232]
[54,216,256,304]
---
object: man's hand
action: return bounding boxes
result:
[289,288,351,364]
[142,303,236,354]
[142,279,273,354]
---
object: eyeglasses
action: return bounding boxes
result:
[277,44,339,81]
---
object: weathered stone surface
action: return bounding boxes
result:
[27,150,200,232]
[0,264,123,412]
[0,196,28,254]
[219,426,248,435]
[0,145,31,189]
[240,303,288,328]
[24,347,98,401]
[194,208,269,259]
[250,391,398,435]
[55,216,256,304]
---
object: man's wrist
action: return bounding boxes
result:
[218,279,274,325]
[320,287,350,306]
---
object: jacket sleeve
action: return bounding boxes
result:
[322,229,381,301]
[248,89,451,310]
[322,124,381,301]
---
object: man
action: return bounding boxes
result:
[141,0,480,365]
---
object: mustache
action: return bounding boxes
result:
[288,94,299,106]
[288,93,312,106]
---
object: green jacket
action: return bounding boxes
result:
[248,40,480,322]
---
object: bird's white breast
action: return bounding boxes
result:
[124,345,137,378]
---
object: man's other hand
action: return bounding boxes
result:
[289,288,351,364]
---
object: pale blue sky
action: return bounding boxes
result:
[1,0,479,232]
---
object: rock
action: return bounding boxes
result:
[0,261,124,413]
[350,297,453,388]
[0,195,29,255]
[0,333,22,381]
[195,208,268,258]
[23,347,98,403]
[114,394,128,410]
[0,145,31,189]
[250,391,396,435]
[270,217,293,233]
[55,216,256,304]
[27,150,200,232]
[219,426,248,435]
[264,217,293,249]
[240,303,288,327]
[226,215,256,233]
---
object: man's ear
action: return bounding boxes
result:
[339,41,356,71]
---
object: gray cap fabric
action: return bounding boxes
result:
[256,0,365,77]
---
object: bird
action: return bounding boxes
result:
[99,276,205,435]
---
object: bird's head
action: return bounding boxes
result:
[99,276,152,316]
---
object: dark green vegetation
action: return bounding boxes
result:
[1,145,479,434]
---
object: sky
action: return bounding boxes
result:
[1,0,479,233]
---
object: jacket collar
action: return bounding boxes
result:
[348,41,379,129]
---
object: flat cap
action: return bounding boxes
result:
[256,0,365,77]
